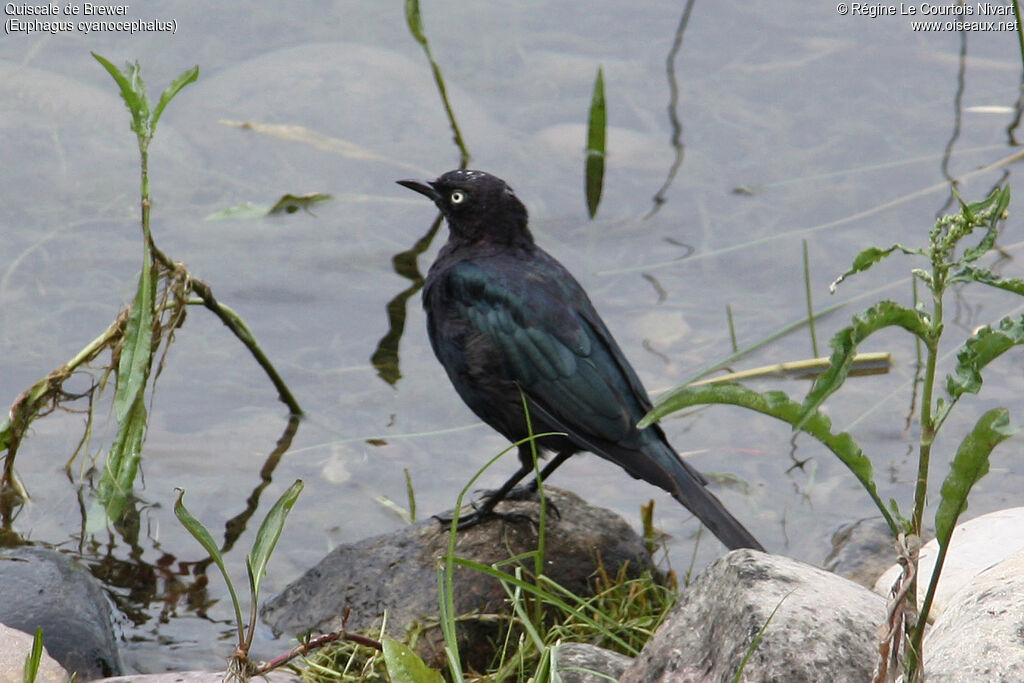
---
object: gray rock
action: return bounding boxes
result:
[823,516,896,588]
[620,549,886,683]
[924,547,1024,681]
[554,642,632,683]
[0,546,121,679]
[261,488,656,671]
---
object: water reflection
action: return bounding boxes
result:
[371,215,443,385]
[647,0,697,218]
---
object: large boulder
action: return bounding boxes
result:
[261,487,656,671]
[621,549,886,682]
[0,545,121,680]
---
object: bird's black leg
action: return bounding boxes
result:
[521,448,574,494]
[434,460,535,529]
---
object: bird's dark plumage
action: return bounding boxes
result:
[398,169,762,551]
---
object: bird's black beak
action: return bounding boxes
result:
[397,179,441,203]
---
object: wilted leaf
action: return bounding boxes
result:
[830,244,923,293]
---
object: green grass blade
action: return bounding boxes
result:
[383,635,445,683]
[452,557,639,655]
[22,628,43,683]
[585,66,606,219]
[935,408,1015,545]
[797,301,930,429]
[731,592,791,683]
[247,479,303,602]
[641,383,896,533]
[174,488,245,644]
[436,565,464,683]
[151,64,199,131]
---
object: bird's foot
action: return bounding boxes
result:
[433,505,532,530]
[434,486,561,530]
[467,485,561,520]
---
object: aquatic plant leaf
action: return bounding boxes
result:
[174,488,245,637]
[97,394,146,522]
[641,383,895,534]
[404,0,427,47]
[151,64,199,131]
[935,408,1014,546]
[383,635,445,683]
[795,301,930,429]
[585,66,606,219]
[247,479,303,601]
[268,192,333,215]
[92,53,150,138]
[114,256,154,422]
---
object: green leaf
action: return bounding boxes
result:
[946,315,1024,402]
[114,255,154,422]
[960,186,1010,264]
[935,408,1015,546]
[830,244,924,292]
[641,382,896,534]
[404,0,427,47]
[96,393,147,522]
[151,64,199,131]
[948,265,1024,296]
[797,301,931,428]
[174,488,245,640]
[92,53,150,139]
[382,635,445,683]
[246,479,303,602]
[23,628,43,683]
[585,66,606,219]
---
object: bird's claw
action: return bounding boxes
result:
[434,489,560,530]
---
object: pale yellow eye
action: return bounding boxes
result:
[450,190,467,204]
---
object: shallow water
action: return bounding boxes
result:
[2,0,1024,673]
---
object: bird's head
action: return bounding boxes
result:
[398,169,532,246]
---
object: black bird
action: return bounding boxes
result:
[398,169,763,551]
